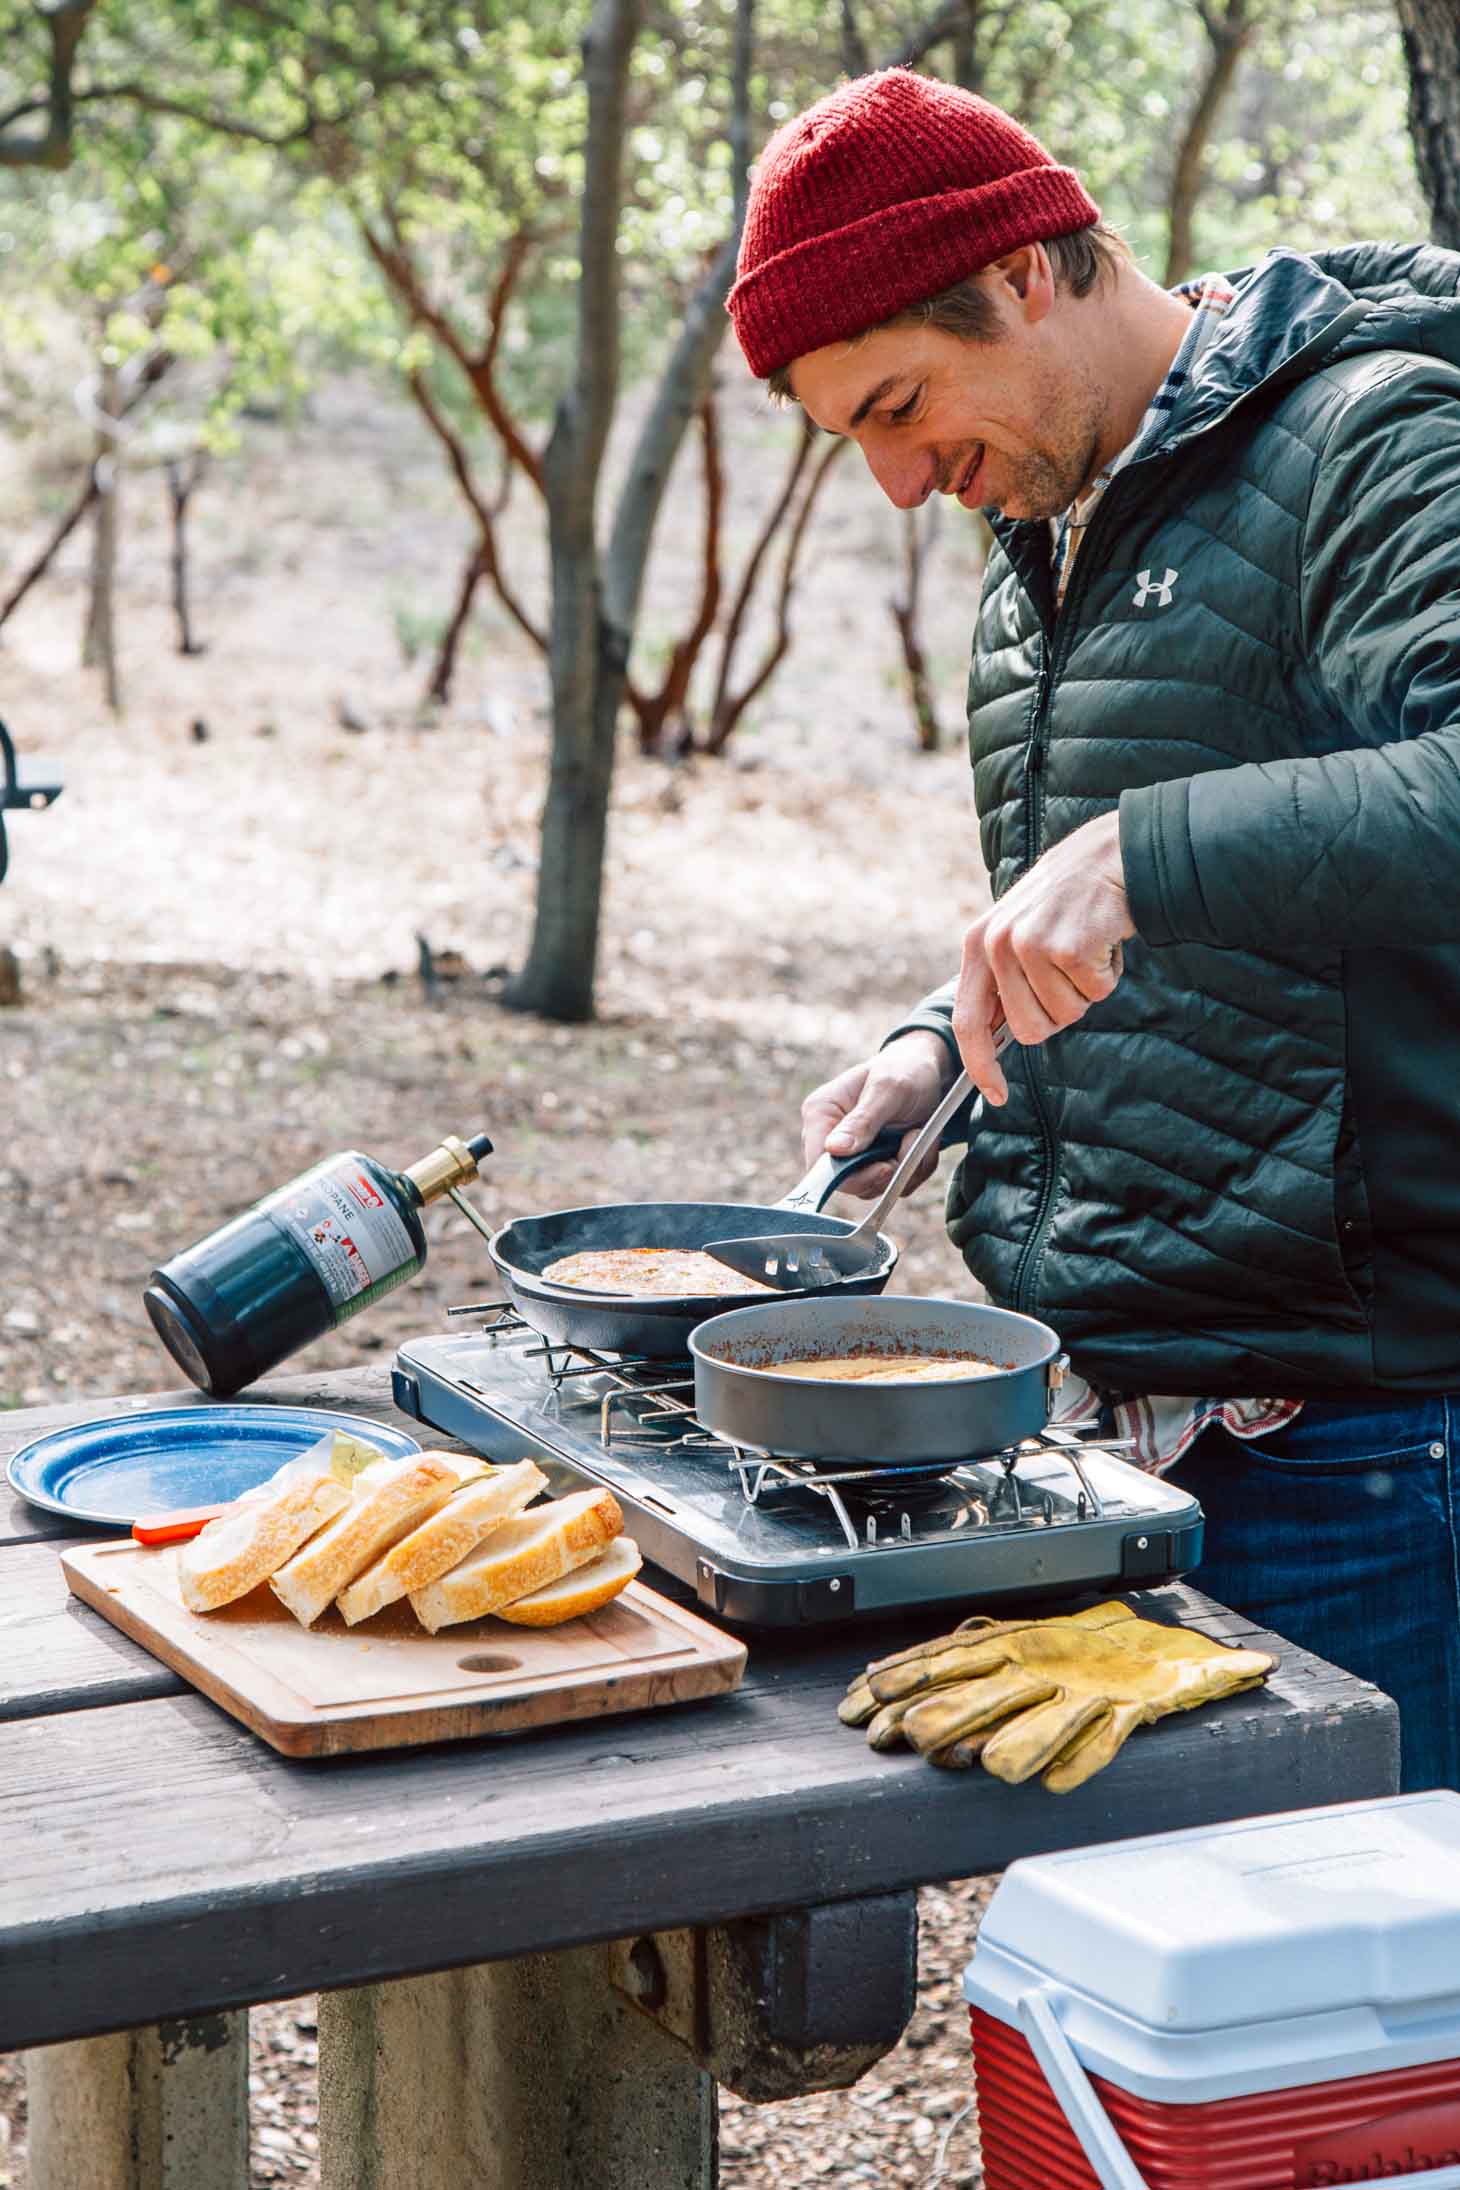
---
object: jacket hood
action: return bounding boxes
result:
[1160,240,1460,450]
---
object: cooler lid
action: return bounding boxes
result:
[975,1793,1460,2035]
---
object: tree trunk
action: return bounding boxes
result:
[502,0,642,1023]
[165,455,207,656]
[1164,0,1255,287]
[1397,0,1460,248]
[81,361,122,713]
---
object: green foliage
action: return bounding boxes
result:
[0,0,1433,512]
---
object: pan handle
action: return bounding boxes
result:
[777,1128,913,1215]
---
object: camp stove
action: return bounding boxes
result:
[392,1309,1203,1627]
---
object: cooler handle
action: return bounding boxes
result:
[1017,1986,1148,2190]
[1016,1984,1460,2190]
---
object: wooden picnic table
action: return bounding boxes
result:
[0,1362,1399,2189]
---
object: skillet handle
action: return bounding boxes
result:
[777,1129,911,1214]
[777,1065,985,1215]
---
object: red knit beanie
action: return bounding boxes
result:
[727,70,1100,379]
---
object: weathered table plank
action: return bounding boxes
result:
[0,1582,1395,2051]
[0,1361,1401,2061]
[0,1538,185,1718]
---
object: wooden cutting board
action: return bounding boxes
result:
[62,1538,747,1758]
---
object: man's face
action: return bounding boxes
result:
[787,258,1108,522]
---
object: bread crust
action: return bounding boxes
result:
[269,1455,459,1628]
[496,1536,642,1626]
[177,1469,352,1612]
[410,1488,622,1633]
[335,1460,547,1625]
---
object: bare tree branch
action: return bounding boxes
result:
[708,407,817,731]
[709,431,846,750]
[889,502,942,749]
[0,347,170,633]
[405,368,547,655]
[361,218,546,494]
[629,392,724,752]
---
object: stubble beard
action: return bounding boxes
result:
[987,366,1110,523]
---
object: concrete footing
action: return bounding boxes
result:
[24,2012,249,2190]
[319,1945,717,2190]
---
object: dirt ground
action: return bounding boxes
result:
[0,360,999,2186]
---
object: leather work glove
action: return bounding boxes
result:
[840,1601,1275,1793]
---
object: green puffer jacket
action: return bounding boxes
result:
[893,243,1460,1397]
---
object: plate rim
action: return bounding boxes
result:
[6,1404,422,1527]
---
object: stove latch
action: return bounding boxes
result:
[696,1560,856,1623]
[1120,1529,1173,1579]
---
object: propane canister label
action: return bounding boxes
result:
[273,1158,416,1314]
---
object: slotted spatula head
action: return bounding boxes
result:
[708,1228,882,1292]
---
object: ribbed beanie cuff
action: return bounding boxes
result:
[728,71,1101,379]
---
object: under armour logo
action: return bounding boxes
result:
[1133,566,1179,609]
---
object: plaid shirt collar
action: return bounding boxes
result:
[1053,271,1236,605]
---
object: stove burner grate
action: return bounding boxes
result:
[445,1301,1126,1557]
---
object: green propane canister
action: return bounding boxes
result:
[143,1132,493,1397]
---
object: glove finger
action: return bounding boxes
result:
[1059,1600,1136,1632]
[1041,1701,1148,1793]
[867,1615,1022,1673]
[980,1693,1110,1785]
[838,1678,878,1726]
[928,1728,996,1770]
[872,1607,1141,1700]
[869,1637,1015,1703]
[868,1607,1125,1695]
[903,1669,1057,1756]
[866,1697,917,1751]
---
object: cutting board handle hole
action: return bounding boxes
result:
[456,1651,524,1672]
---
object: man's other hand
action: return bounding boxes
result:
[954,807,1134,1105]
[799,1030,955,1201]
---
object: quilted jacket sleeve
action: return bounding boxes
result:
[1121,358,1460,950]
[881,978,960,1065]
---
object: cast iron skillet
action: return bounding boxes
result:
[489,1132,908,1360]
[688,1293,1065,1466]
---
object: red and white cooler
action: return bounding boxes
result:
[963,1793,1460,2190]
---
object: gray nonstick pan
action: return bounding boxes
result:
[688,1294,1065,1466]
[488,1132,910,1360]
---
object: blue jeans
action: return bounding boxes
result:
[1172,1395,1460,1793]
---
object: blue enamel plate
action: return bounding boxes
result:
[7,1405,422,1529]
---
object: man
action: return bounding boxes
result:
[726,67,1460,1791]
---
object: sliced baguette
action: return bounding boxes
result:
[496,1535,642,1627]
[336,1460,547,1625]
[177,1460,352,1613]
[410,1488,623,1634]
[270,1454,459,1628]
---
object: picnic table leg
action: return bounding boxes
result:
[319,1945,717,2190]
[24,2012,249,2190]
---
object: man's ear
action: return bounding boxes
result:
[988,243,1055,327]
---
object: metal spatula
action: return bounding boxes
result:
[705,1029,1009,1293]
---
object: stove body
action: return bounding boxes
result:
[393,1315,1203,1627]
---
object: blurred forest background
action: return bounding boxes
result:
[2,7,1458,2185]
[0,0,1450,1385]
[2,0,1452,1402]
